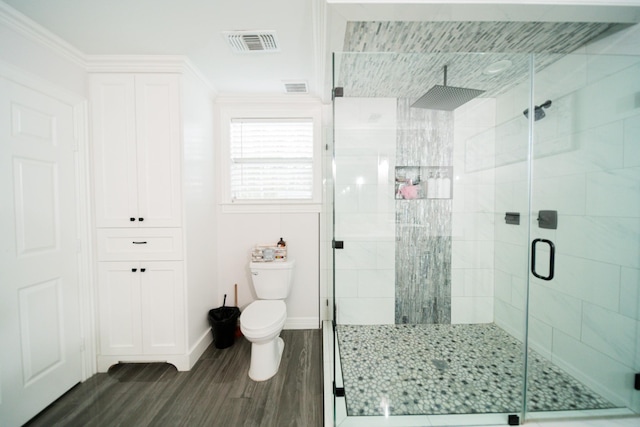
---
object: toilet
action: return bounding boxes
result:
[240,259,295,381]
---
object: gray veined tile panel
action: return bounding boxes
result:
[343,22,625,54]
[23,330,323,427]
[336,21,630,99]
[396,99,453,167]
[395,99,453,324]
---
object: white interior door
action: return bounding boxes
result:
[0,76,83,426]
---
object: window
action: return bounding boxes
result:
[229,118,314,201]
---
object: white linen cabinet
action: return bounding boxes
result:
[91,74,181,228]
[90,71,214,372]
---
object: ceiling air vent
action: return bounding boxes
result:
[283,81,308,94]
[223,31,280,53]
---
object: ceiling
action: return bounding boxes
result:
[3,1,640,102]
[2,0,320,96]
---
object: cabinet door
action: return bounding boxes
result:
[134,75,182,228]
[97,262,143,355]
[140,261,185,354]
[91,74,139,228]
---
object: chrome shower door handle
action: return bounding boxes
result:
[531,238,555,281]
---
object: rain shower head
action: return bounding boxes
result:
[523,100,552,121]
[411,65,485,111]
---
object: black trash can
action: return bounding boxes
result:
[208,301,240,349]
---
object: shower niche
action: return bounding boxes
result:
[395,166,453,200]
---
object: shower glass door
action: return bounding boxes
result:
[524,51,640,421]
[331,52,533,426]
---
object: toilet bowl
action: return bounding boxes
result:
[240,300,287,381]
[240,259,295,381]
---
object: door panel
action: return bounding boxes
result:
[18,279,64,385]
[0,77,82,426]
[90,74,138,228]
[526,52,640,415]
[134,75,182,227]
[141,261,185,354]
[97,262,142,355]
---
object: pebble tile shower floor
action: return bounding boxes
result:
[336,323,615,417]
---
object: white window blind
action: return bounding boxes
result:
[230,118,314,201]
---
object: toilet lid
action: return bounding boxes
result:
[241,300,286,330]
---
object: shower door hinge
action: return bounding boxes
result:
[332,87,344,99]
[332,240,344,249]
[333,382,345,397]
[508,414,520,425]
[635,373,640,390]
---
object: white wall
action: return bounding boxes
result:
[181,70,218,349]
[214,98,323,329]
[492,80,532,342]
[451,98,498,324]
[333,97,396,324]
[215,212,320,328]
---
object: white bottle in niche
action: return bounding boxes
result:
[439,170,451,199]
[427,171,437,199]
[434,171,442,198]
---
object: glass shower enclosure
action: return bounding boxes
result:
[328,51,640,426]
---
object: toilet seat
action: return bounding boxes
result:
[240,300,286,336]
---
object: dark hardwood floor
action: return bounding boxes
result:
[25,329,323,427]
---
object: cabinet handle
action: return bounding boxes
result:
[141,268,146,272]
[131,268,137,272]
[132,241,147,244]
[138,217,144,222]
[130,217,136,222]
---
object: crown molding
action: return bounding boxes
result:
[0,1,86,68]
[85,54,188,73]
[214,94,323,105]
[182,57,218,97]
[85,54,218,95]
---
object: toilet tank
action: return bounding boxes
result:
[249,259,295,300]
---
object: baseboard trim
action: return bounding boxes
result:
[285,317,320,330]
[189,328,213,367]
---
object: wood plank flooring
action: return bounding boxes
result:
[24,329,323,427]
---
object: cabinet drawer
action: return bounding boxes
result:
[97,228,183,261]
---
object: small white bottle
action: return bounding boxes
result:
[439,170,451,199]
[427,171,437,199]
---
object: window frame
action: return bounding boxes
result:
[218,101,323,213]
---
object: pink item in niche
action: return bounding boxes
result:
[399,184,419,199]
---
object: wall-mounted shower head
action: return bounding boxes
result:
[523,100,552,121]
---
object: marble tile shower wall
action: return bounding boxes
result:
[333,95,498,326]
[451,97,498,325]
[492,52,640,410]
[334,98,397,324]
